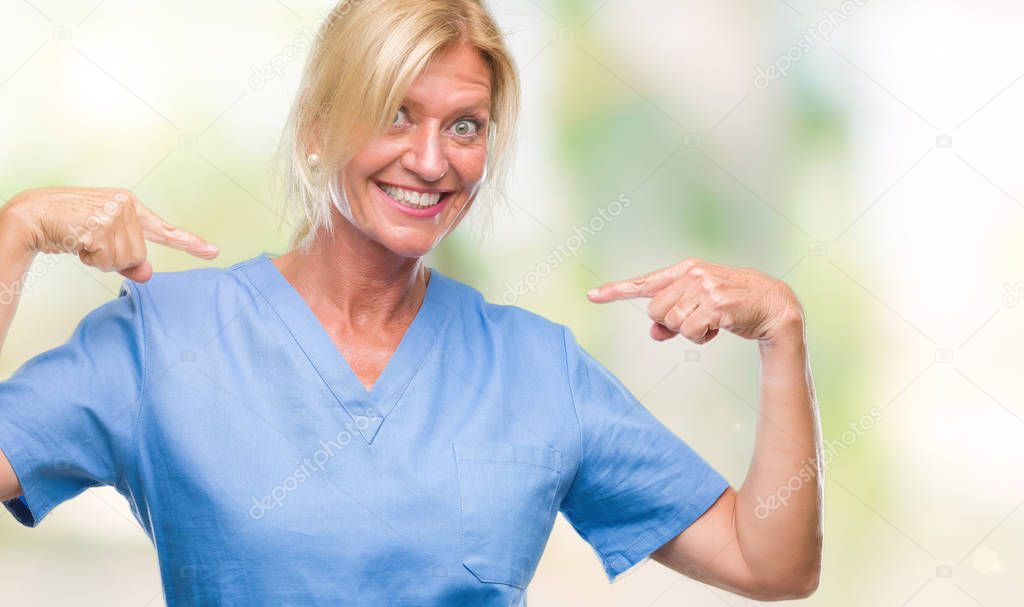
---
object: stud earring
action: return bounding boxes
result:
[307,152,321,168]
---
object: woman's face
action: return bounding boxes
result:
[336,42,492,258]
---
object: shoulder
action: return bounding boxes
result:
[119,254,263,336]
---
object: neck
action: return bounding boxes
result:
[272,220,429,332]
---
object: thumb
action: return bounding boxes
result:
[119,259,154,283]
[651,322,677,341]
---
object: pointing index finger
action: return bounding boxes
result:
[587,260,696,303]
[137,205,219,259]
[587,271,667,303]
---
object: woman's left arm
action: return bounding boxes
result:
[587,257,823,601]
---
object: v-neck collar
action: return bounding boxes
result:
[239,252,453,444]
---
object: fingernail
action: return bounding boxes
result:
[587,288,599,298]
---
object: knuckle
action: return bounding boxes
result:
[108,190,135,215]
[123,198,140,220]
[678,257,700,271]
[176,232,199,249]
[646,298,662,320]
[112,189,135,204]
[104,193,125,211]
[660,308,675,326]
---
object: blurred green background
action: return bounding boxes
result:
[2,0,1022,605]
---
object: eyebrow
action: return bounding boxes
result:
[402,97,490,118]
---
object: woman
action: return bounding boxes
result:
[0,0,822,604]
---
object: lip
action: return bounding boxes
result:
[375,180,452,195]
[374,182,451,218]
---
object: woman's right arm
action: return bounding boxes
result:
[0,201,38,366]
[0,204,36,500]
[0,187,219,501]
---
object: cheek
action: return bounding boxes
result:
[346,139,404,179]
[450,145,488,187]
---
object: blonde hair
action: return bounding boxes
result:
[271,0,520,252]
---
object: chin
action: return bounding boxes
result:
[376,229,441,259]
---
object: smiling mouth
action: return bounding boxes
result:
[376,182,453,209]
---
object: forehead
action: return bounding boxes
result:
[403,43,492,113]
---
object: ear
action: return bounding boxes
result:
[302,121,324,158]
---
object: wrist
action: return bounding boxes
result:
[757,307,806,351]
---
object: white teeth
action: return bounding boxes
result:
[380,184,442,208]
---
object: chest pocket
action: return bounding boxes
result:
[453,442,562,589]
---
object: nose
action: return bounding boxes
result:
[400,124,449,182]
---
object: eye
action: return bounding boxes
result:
[391,106,410,127]
[451,118,481,138]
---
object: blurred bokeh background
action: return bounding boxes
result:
[2,0,1022,604]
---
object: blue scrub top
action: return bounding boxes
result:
[0,252,729,606]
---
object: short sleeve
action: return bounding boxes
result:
[0,280,146,527]
[558,325,730,581]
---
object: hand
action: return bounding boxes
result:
[586,258,803,344]
[2,187,218,283]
